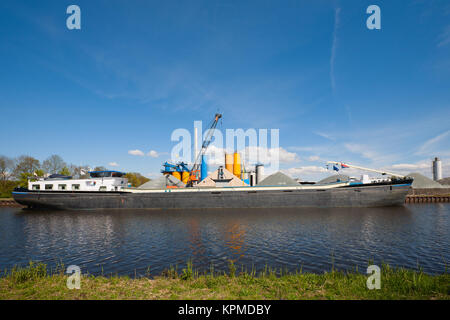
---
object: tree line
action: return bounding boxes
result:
[0,154,149,197]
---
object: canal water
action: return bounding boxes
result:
[0,204,448,277]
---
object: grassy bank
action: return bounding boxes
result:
[0,261,448,300]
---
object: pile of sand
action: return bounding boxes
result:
[256,171,299,186]
[137,176,167,189]
[406,172,443,188]
[138,175,186,189]
[318,174,350,184]
[438,177,450,186]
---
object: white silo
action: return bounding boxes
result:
[255,164,264,184]
[249,171,256,186]
[432,157,442,181]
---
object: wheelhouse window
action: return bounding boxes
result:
[72,184,80,190]
[45,184,53,190]
[90,172,108,178]
[89,171,125,178]
[99,186,107,191]
[32,185,40,190]
[111,172,125,177]
[58,184,67,190]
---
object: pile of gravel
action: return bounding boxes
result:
[406,172,444,189]
[438,177,450,186]
[137,176,167,189]
[318,174,350,184]
[257,171,299,186]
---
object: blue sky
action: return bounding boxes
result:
[1,0,449,180]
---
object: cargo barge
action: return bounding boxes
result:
[11,113,415,210]
[13,177,413,210]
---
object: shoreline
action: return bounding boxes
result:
[0,198,24,208]
[0,262,448,300]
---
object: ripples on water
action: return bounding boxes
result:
[0,205,448,276]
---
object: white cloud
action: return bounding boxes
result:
[204,145,226,165]
[389,163,429,170]
[108,162,119,167]
[308,155,321,162]
[288,145,331,154]
[278,147,300,163]
[128,149,145,156]
[342,143,399,164]
[282,166,330,181]
[344,143,379,161]
[203,146,300,167]
[147,150,160,158]
[314,131,335,141]
[437,25,450,47]
[242,146,299,164]
[416,130,450,155]
[379,158,450,179]
[283,166,328,176]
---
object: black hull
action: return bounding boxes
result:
[13,183,411,210]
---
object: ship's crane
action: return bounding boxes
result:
[187,113,222,186]
[178,162,190,172]
[161,161,190,172]
[161,162,180,173]
[327,161,405,178]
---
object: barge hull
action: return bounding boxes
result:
[13,184,411,210]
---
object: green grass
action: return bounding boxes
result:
[0,261,448,300]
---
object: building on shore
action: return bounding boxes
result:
[432,157,442,181]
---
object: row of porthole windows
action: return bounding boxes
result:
[32,184,80,191]
[32,184,117,191]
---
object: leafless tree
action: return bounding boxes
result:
[0,155,14,181]
[42,155,67,174]
[69,164,90,178]
[13,155,41,178]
